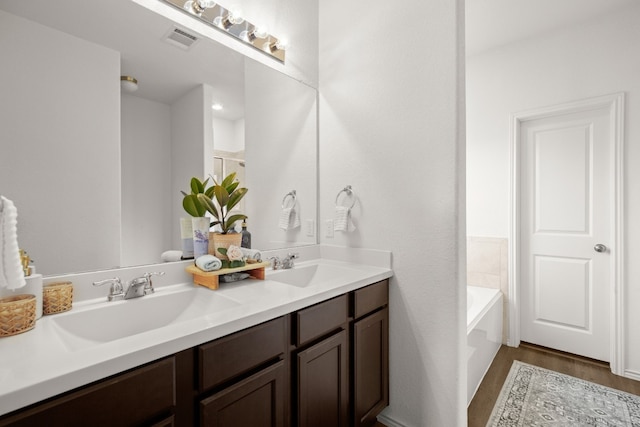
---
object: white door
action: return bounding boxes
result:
[520,105,612,362]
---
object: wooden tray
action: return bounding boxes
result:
[186,261,271,290]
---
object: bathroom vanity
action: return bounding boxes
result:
[0,250,391,427]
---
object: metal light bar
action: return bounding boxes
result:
[163,0,286,63]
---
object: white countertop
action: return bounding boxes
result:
[0,250,392,417]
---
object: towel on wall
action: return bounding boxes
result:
[278,207,301,230]
[240,248,262,262]
[333,206,356,232]
[0,196,26,290]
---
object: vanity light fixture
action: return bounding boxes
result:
[120,76,138,92]
[164,0,287,62]
[213,7,244,30]
[183,0,216,16]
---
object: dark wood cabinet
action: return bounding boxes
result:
[0,357,177,427]
[296,330,349,427]
[0,279,389,427]
[353,308,389,427]
[200,360,286,427]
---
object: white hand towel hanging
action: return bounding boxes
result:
[278,207,301,230]
[0,196,26,290]
[333,206,356,232]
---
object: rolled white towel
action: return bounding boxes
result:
[195,254,222,272]
[240,248,262,262]
[161,250,183,262]
[1,196,25,290]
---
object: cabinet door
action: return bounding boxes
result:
[296,330,349,427]
[353,308,389,427]
[200,361,286,427]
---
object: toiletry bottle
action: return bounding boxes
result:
[241,220,251,249]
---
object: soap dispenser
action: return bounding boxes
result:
[241,220,251,249]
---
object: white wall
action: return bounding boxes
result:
[121,95,172,265]
[319,0,467,425]
[244,59,317,250]
[466,4,640,378]
[212,117,246,157]
[0,11,121,275]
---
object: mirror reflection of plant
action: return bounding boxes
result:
[198,173,248,234]
[181,177,214,218]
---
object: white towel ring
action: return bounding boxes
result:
[335,185,356,209]
[282,190,297,209]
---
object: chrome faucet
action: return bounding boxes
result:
[268,252,300,271]
[270,253,299,270]
[93,277,125,301]
[281,253,299,269]
[93,272,165,302]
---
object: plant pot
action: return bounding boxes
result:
[209,232,242,260]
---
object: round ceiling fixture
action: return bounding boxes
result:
[120,76,138,92]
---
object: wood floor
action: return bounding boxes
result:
[468,342,640,426]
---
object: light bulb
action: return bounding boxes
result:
[211,103,223,111]
[228,7,244,25]
[265,37,290,53]
[198,0,216,7]
[183,0,215,15]
[253,25,268,39]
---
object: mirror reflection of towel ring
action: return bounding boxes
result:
[282,190,297,209]
[335,185,356,209]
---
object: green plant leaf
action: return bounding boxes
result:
[221,172,236,189]
[197,194,219,220]
[218,247,227,255]
[225,214,247,231]
[204,186,215,198]
[214,185,230,210]
[190,177,204,194]
[230,260,245,268]
[226,181,239,194]
[226,188,248,212]
[183,194,205,217]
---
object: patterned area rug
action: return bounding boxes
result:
[487,361,640,426]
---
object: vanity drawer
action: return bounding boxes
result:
[0,357,175,427]
[199,316,286,393]
[353,280,389,319]
[295,294,348,347]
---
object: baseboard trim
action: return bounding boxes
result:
[377,413,407,427]
[624,369,640,381]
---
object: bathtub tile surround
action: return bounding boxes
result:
[467,236,509,343]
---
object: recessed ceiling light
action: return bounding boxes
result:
[212,103,224,111]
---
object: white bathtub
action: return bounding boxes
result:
[467,286,503,405]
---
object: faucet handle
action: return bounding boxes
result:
[142,271,165,295]
[287,252,299,260]
[93,277,124,301]
[269,256,282,270]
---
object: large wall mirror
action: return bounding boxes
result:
[0,0,318,276]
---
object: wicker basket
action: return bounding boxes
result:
[43,281,73,315]
[0,294,36,337]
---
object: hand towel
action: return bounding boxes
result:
[161,250,183,262]
[240,248,262,262]
[195,254,222,272]
[1,196,25,290]
[333,206,356,232]
[278,207,301,230]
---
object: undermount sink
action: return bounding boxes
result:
[51,286,239,350]
[268,263,361,288]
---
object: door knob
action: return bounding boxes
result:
[594,244,607,253]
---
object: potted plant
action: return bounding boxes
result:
[197,172,248,260]
[181,177,215,258]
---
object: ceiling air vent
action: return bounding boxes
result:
[163,26,199,50]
